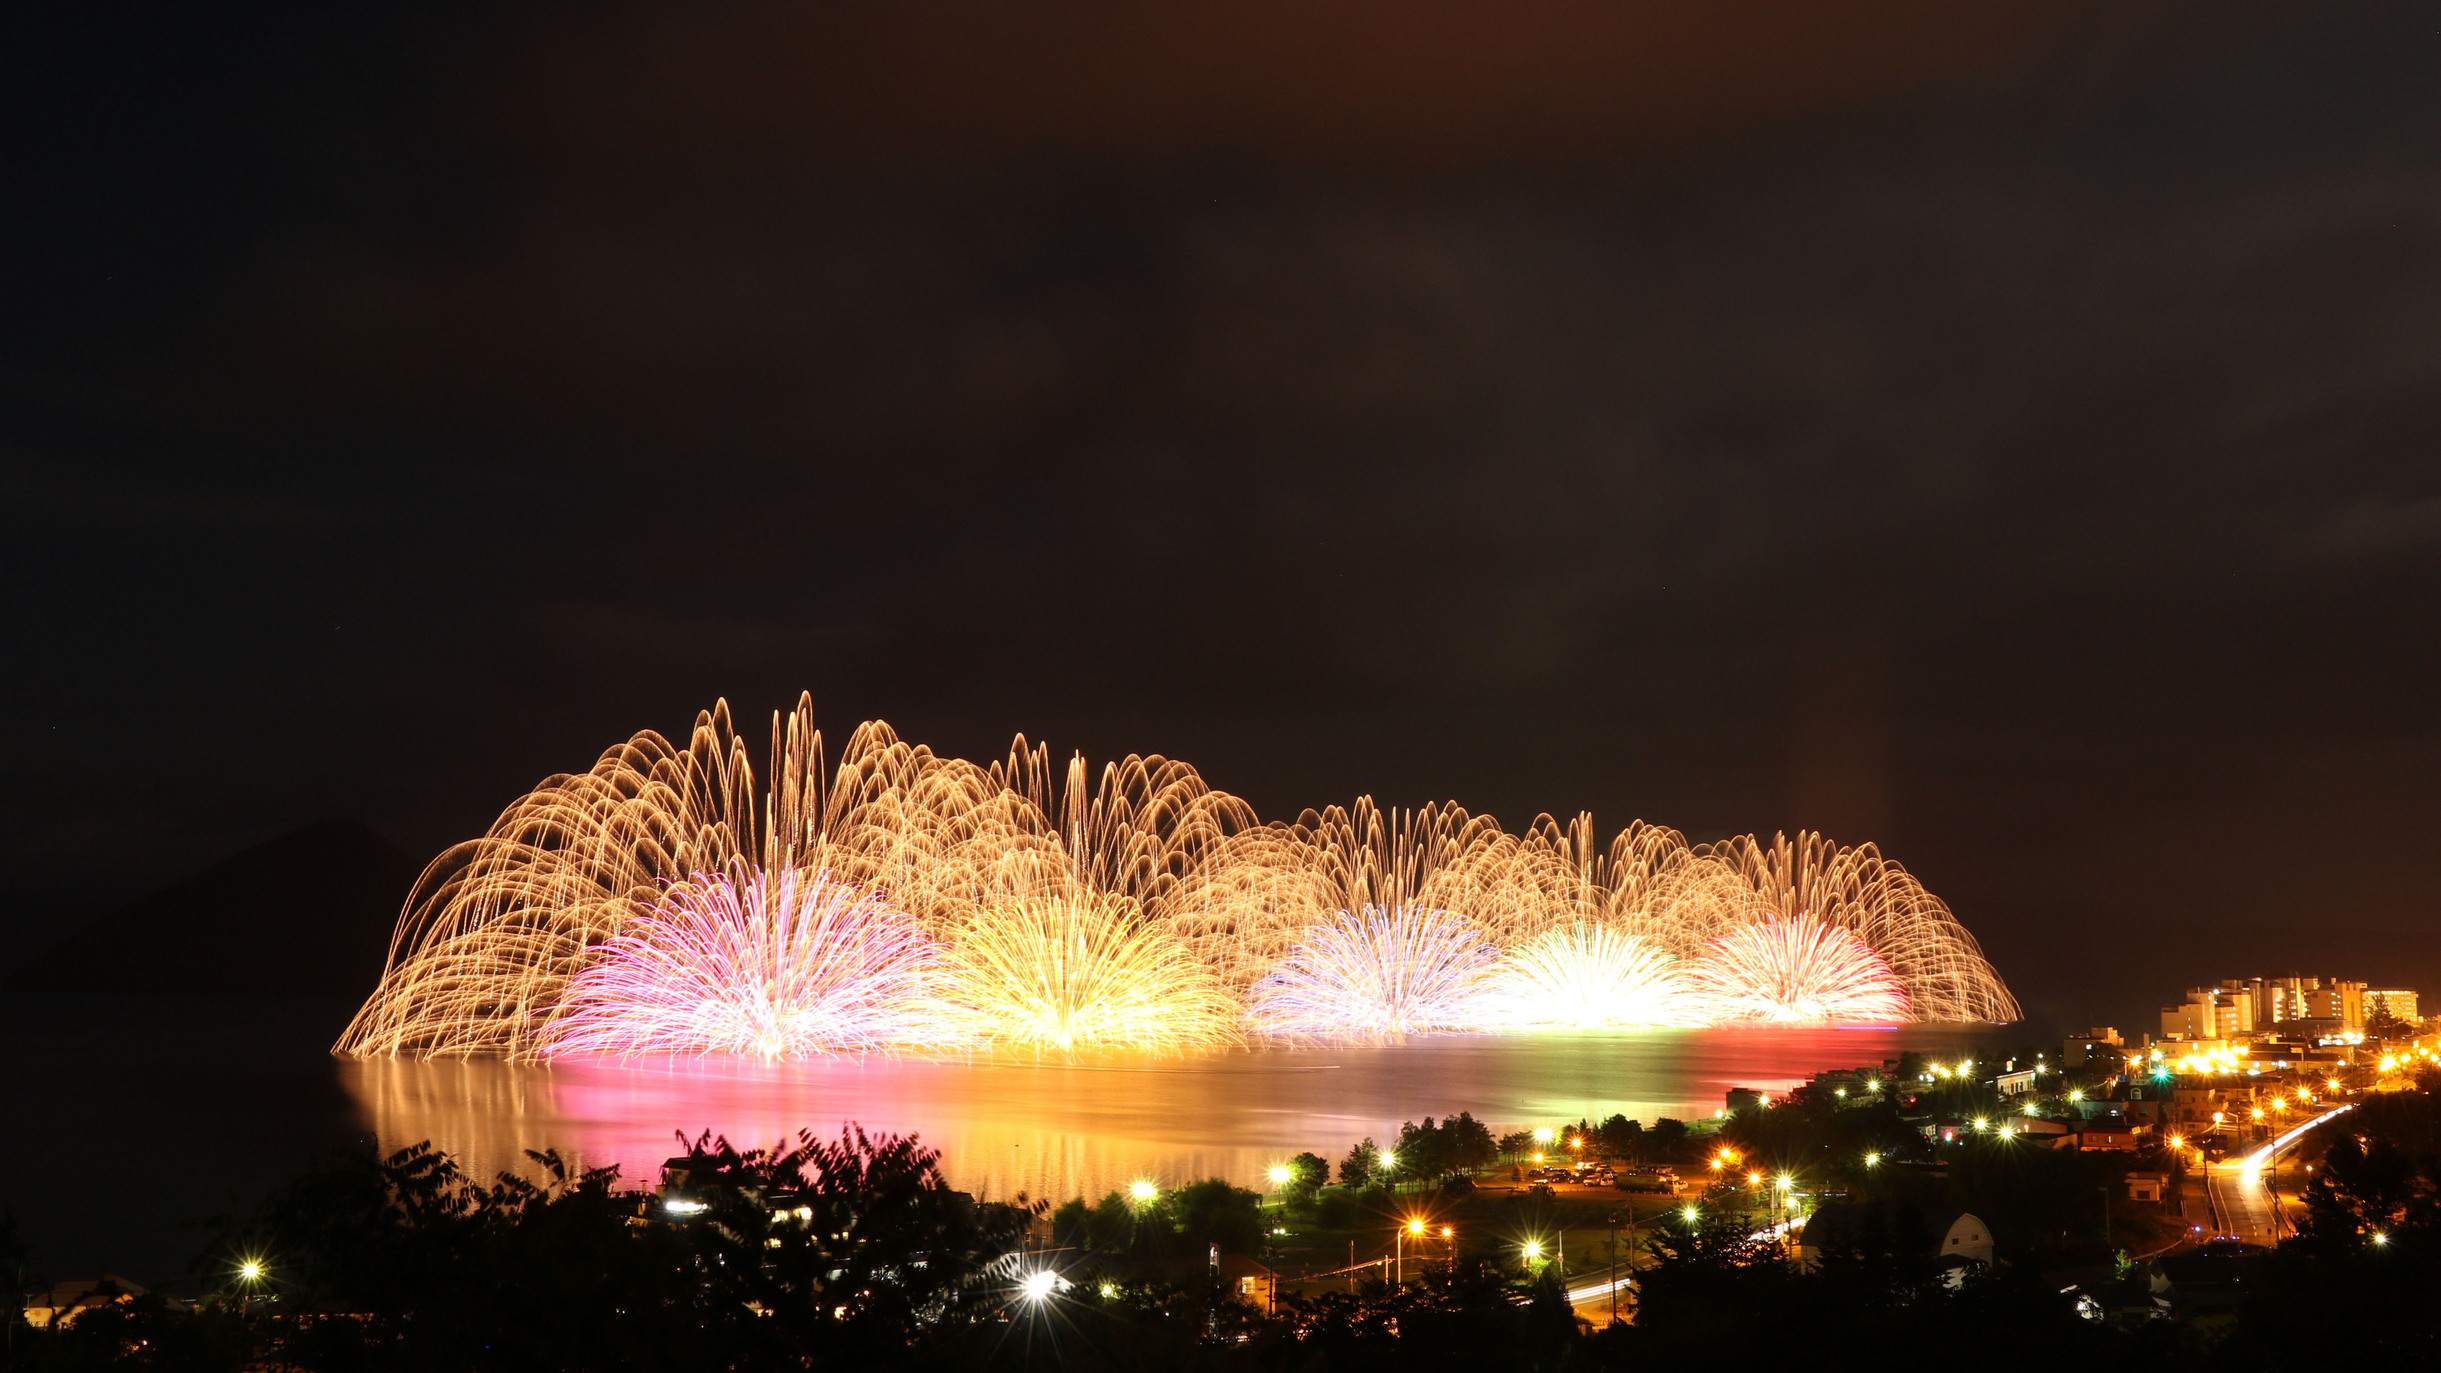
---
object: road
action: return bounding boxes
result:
[2204,1104,2354,1245]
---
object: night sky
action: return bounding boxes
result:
[8,1,2440,1033]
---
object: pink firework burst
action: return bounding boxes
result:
[1684,916,1911,1025]
[538,867,948,1059]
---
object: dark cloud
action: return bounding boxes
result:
[6,0,2440,1029]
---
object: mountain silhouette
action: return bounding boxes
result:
[6,819,421,999]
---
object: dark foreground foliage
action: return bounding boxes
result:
[19,1099,2441,1371]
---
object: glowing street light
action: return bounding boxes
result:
[239,1261,263,1282]
[1522,1240,1543,1261]
[1394,1217,1425,1285]
[1864,1152,1881,1168]
[1379,1150,1399,1172]
[1268,1165,1292,1186]
[1680,1205,1701,1225]
[1129,1180,1158,1203]
[1533,1127,1555,1144]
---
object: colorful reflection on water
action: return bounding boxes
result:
[341,1026,1988,1204]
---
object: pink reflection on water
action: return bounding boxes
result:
[340,1026,1988,1204]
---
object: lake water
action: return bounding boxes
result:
[5,993,1993,1284]
[340,1025,1991,1206]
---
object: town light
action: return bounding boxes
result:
[1130,1180,1158,1202]
[1269,1166,1292,1185]
[2374,1233,2391,1247]
[1775,1174,1794,1191]
[1380,1150,1398,1170]
[1523,1241,1543,1260]
[1681,1206,1701,1224]
[1441,1225,1453,1238]
[1865,1152,1881,1168]
[1868,1079,1882,1092]
[1533,1127,1555,1143]
[1021,1270,1058,1302]
[2069,1090,2084,1102]
[1407,1218,1426,1236]
[239,1261,263,1282]
[1568,1137,1584,1150]
[2168,1134,2184,1148]
[1972,1118,1989,1131]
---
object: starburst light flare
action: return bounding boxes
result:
[1247,905,1498,1041]
[1683,916,1911,1025]
[940,894,1238,1056]
[534,867,951,1060]
[1483,924,1700,1030]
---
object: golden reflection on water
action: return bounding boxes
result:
[340,1027,1985,1204]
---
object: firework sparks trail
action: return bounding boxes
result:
[1483,924,1700,1030]
[534,868,952,1060]
[335,695,2016,1058]
[1683,916,1911,1024]
[1247,905,1499,1041]
[939,894,1238,1056]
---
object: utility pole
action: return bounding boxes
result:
[1607,1211,1622,1322]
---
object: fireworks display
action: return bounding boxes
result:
[940,894,1239,1056]
[535,868,947,1060]
[336,695,2016,1059]
[1483,924,1698,1031]
[1683,916,1912,1025]
[1247,905,1499,1041]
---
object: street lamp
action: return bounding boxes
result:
[1397,1217,1424,1285]
[1129,1180,1158,1204]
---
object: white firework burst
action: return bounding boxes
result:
[1483,924,1700,1030]
[1247,905,1498,1041]
[1684,916,1911,1024]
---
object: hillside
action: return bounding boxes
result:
[6,819,422,1000]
